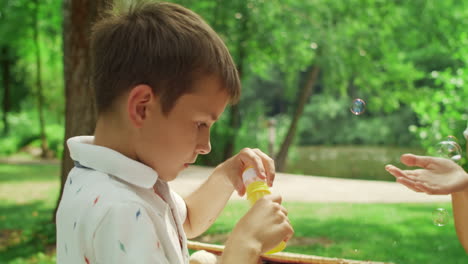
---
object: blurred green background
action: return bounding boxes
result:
[1,0,467,263]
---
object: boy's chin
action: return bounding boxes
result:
[158,170,179,182]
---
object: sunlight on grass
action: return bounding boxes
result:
[0,164,59,183]
[195,201,468,264]
[0,163,59,264]
[0,182,59,205]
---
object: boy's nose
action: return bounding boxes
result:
[196,141,211,155]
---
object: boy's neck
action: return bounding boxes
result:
[94,116,137,161]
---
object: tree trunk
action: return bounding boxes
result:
[1,46,11,135]
[53,0,112,222]
[275,66,320,172]
[33,0,49,158]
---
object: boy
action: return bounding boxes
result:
[56,1,293,264]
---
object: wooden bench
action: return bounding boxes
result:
[188,240,394,264]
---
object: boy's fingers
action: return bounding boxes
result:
[277,204,288,216]
[236,181,246,196]
[252,148,276,187]
[241,148,267,179]
[264,194,282,204]
[284,224,294,242]
[231,169,245,196]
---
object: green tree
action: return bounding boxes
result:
[0,0,32,135]
[33,0,49,157]
[0,0,63,152]
[0,46,11,135]
[173,0,317,165]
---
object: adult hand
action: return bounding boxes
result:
[385,153,468,195]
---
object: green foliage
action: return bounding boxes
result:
[410,67,468,169]
[0,0,63,108]
[0,111,64,157]
[407,34,468,169]
[232,102,290,151]
[299,95,420,146]
[0,0,467,170]
[181,0,467,167]
[0,0,63,149]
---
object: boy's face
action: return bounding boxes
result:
[136,75,230,182]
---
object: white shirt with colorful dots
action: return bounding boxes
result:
[56,136,190,264]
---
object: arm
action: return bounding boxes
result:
[386,154,468,253]
[183,164,236,238]
[452,185,468,252]
[221,235,262,264]
[183,148,276,238]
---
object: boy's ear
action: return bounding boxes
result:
[127,85,155,128]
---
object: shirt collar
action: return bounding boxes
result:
[67,136,158,189]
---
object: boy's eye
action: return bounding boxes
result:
[196,122,208,128]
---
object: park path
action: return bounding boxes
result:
[170,165,451,203]
[0,157,451,203]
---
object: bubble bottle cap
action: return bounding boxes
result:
[242,167,271,204]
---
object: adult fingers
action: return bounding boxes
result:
[385,164,407,178]
[414,182,446,195]
[400,154,434,169]
[396,177,424,193]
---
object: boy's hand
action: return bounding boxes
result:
[216,148,275,196]
[228,194,293,254]
[385,153,468,195]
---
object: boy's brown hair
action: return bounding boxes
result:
[90,1,241,115]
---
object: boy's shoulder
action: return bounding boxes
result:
[57,168,162,234]
[64,167,149,208]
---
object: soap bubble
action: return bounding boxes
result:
[436,140,462,163]
[350,98,366,115]
[432,208,449,226]
[446,135,459,144]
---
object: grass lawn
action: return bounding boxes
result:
[1,163,467,263]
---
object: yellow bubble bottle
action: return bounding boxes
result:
[242,167,287,254]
